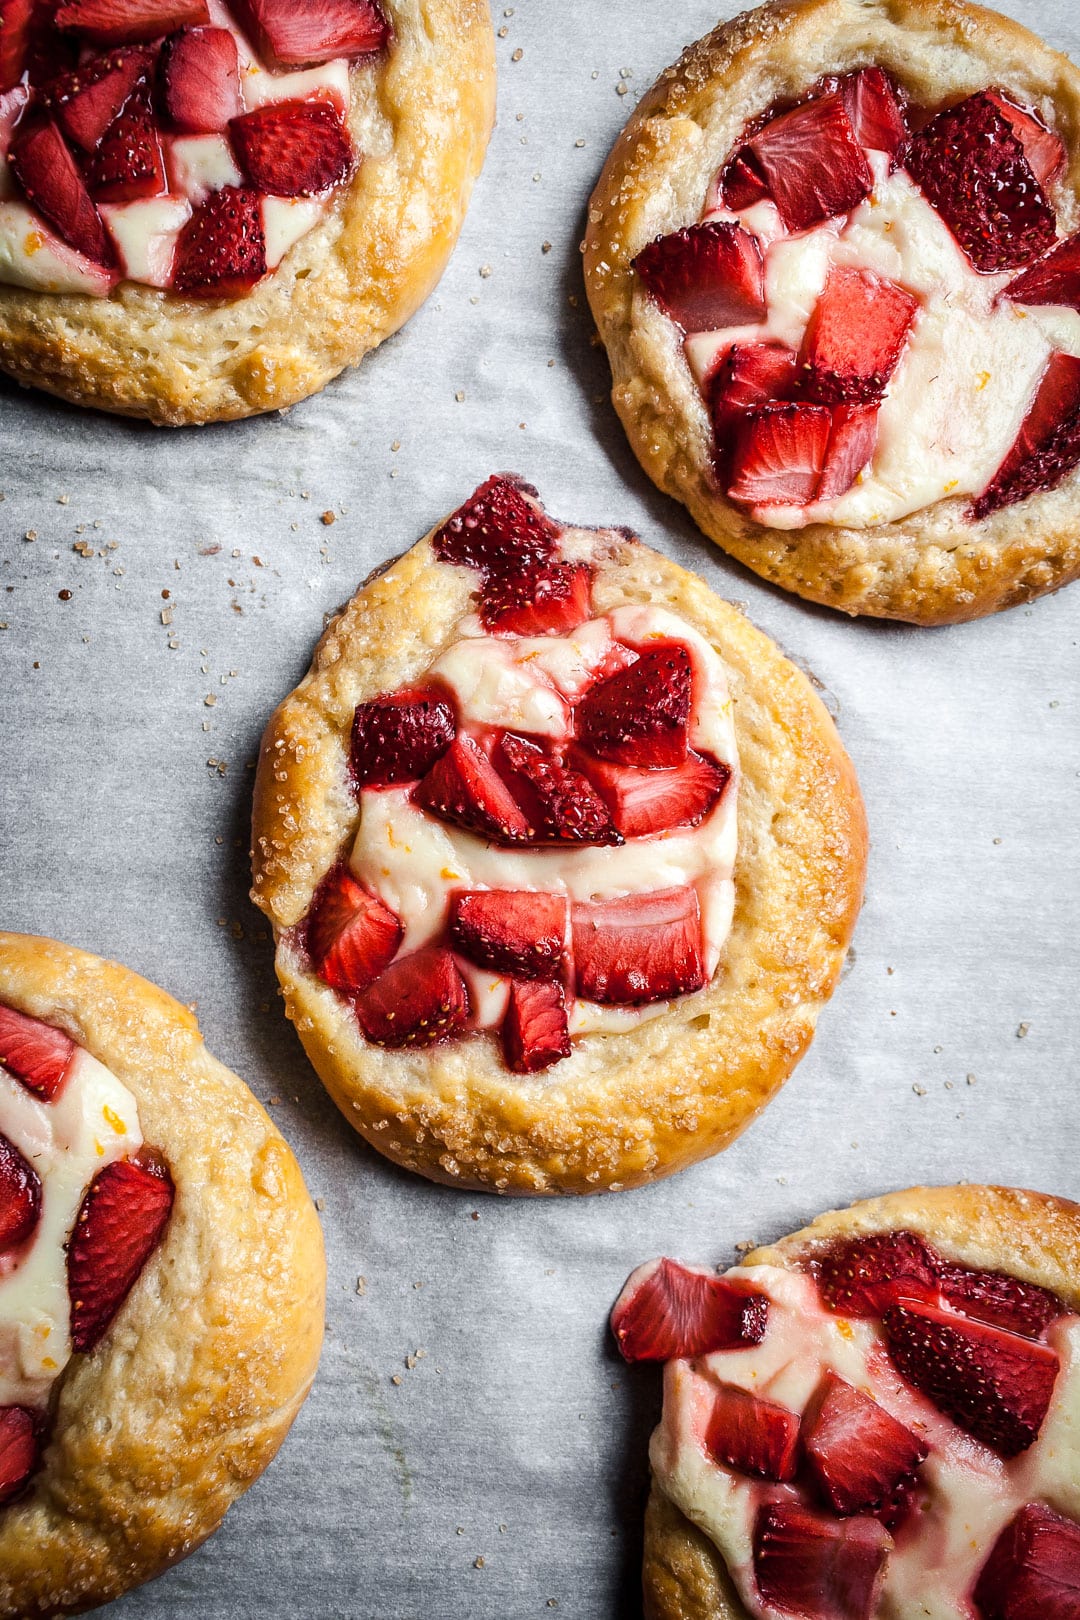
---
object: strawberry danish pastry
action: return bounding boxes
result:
[616,1184,1080,1620]
[585,0,1080,623]
[0,0,494,423]
[0,932,324,1619]
[250,475,866,1195]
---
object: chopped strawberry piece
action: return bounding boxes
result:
[704,1383,801,1481]
[229,0,388,70]
[160,26,240,134]
[0,0,34,93]
[350,686,455,788]
[479,560,592,637]
[972,352,1080,519]
[572,886,705,1005]
[906,92,1056,274]
[305,865,401,994]
[0,1131,40,1254]
[747,91,873,231]
[986,89,1066,188]
[842,67,907,164]
[0,81,29,154]
[501,979,570,1073]
[495,732,621,846]
[55,0,208,44]
[1006,232,1080,311]
[802,1372,928,1519]
[816,1230,942,1316]
[818,404,879,501]
[633,221,765,333]
[884,1301,1059,1457]
[974,1501,1080,1620]
[172,183,265,297]
[230,98,354,198]
[85,79,165,202]
[710,342,799,450]
[433,475,560,574]
[571,748,730,839]
[22,2,80,87]
[449,890,568,980]
[0,1407,36,1505]
[611,1258,768,1362]
[8,115,114,264]
[719,147,769,212]
[414,734,532,844]
[67,1155,174,1353]
[728,403,832,506]
[355,947,469,1048]
[753,1504,890,1620]
[803,267,918,404]
[938,1263,1064,1341]
[46,44,152,152]
[0,1002,75,1100]
[575,643,692,769]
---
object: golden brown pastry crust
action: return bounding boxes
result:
[0,0,495,425]
[0,932,325,1620]
[583,0,1080,625]
[641,1183,1080,1620]
[250,489,867,1196]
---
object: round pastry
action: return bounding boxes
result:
[584,0,1080,624]
[250,474,866,1196]
[611,1184,1080,1620]
[0,932,324,1619]
[0,0,495,424]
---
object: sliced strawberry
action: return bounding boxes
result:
[747,91,873,231]
[633,221,765,333]
[818,404,879,501]
[816,1230,942,1316]
[986,89,1066,188]
[172,183,265,296]
[0,1131,40,1254]
[355,946,469,1048]
[938,1263,1064,1341]
[803,267,918,404]
[414,734,531,845]
[753,1504,890,1620]
[67,1155,174,1353]
[8,115,114,264]
[974,1501,1080,1620]
[572,886,705,1005]
[495,732,621,846]
[55,0,208,44]
[802,1372,928,1519]
[704,1383,800,1481]
[728,403,832,506]
[611,1258,768,1362]
[1006,233,1080,311]
[0,1002,75,1100]
[46,43,152,152]
[230,98,354,198]
[350,686,455,788]
[719,147,769,212]
[433,475,560,574]
[575,644,692,769]
[0,1407,36,1505]
[449,889,568,980]
[229,0,388,70]
[0,0,34,93]
[710,342,799,450]
[884,1301,1059,1457]
[305,865,401,994]
[842,67,907,164]
[478,560,592,637]
[570,748,730,839]
[22,2,80,87]
[85,79,165,201]
[972,352,1080,519]
[160,26,240,134]
[906,92,1056,274]
[501,979,570,1074]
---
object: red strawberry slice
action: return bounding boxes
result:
[884,1301,1059,1457]
[172,183,266,297]
[906,92,1056,274]
[8,115,114,264]
[704,1383,800,1481]
[160,26,240,134]
[572,886,705,1005]
[495,732,622,846]
[0,1132,41,1253]
[1006,233,1080,311]
[974,1501,1080,1620]
[501,979,570,1074]
[433,476,560,574]
[355,946,469,1048]
[986,89,1066,188]
[710,342,799,450]
[753,1504,890,1620]
[305,865,401,994]
[633,221,766,333]
[229,0,388,71]
[842,67,907,164]
[719,147,769,212]
[818,404,879,501]
[230,98,355,199]
[972,352,1080,519]
[21,2,81,88]
[449,890,568,980]
[816,1230,942,1316]
[0,0,34,94]
[802,267,918,404]
[938,1263,1064,1341]
[802,1372,928,1519]
[478,560,592,637]
[0,1407,36,1505]
[350,686,455,788]
[728,403,832,506]
[570,748,731,839]
[747,91,873,231]
[85,78,165,201]
[0,1002,75,1100]
[611,1258,769,1362]
[55,0,208,44]
[575,643,692,769]
[414,733,532,844]
[67,1154,174,1353]
[46,44,152,152]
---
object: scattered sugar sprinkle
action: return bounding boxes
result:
[1017,1022,1031,1038]
[912,1083,927,1096]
